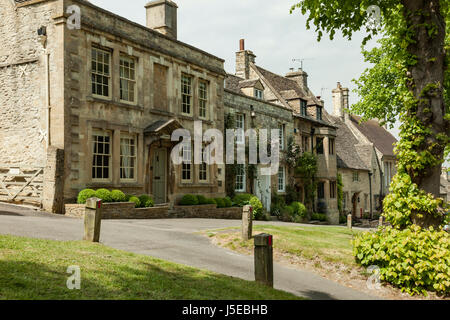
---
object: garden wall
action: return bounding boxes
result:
[65,203,170,219]
[65,203,243,220]
[173,205,242,219]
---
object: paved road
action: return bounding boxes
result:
[0,203,379,300]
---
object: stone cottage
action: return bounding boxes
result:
[227,40,339,224]
[330,82,398,218]
[0,0,227,212]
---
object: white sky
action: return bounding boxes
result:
[89,0,400,139]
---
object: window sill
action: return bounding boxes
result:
[87,96,144,112]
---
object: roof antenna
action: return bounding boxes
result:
[292,58,313,70]
[321,87,329,97]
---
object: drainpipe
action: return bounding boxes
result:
[45,50,51,148]
[369,171,373,219]
[310,127,316,213]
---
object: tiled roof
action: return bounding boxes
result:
[224,74,242,94]
[255,66,308,99]
[350,115,397,157]
[329,115,371,171]
[238,79,260,89]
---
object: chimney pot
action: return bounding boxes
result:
[240,39,245,51]
[145,0,178,40]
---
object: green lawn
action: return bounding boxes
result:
[210,225,362,267]
[0,234,300,300]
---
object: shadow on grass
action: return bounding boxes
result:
[0,258,298,300]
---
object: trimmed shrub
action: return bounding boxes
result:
[77,189,96,204]
[311,213,327,221]
[223,197,233,208]
[180,194,199,206]
[111,190,126,203]
[205,198,217,205]
[138,195,154,208]
[249,196,263,220]
[232,193,253,207]
[196,195,208,205]
[281,205,295,222]
[214,198,226,208]
[353,225,450,296]
[290,202,307,218]
[95,189,113,203]
[128,196,141,208]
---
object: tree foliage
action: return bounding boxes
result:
[291,0,449,229]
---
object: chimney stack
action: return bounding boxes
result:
[145,0,178,40]
[285,68,308,91]
[332,82,349,121]
[235,39,256,79]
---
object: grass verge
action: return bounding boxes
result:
[0,234,301,300]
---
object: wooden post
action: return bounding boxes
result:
[242,205,253,241]
[347,214,352,229]
[254,233,273,287]
[379,215,384,227]
[84,197,102,242]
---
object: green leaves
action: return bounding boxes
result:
[353,225,450,296]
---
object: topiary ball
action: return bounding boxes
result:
[138,195,154,208]
[128,196,141,208]
[111,190,126,202]
[180,194,199,206]
[196,195,208,205]
[223,197,233,208]
[77,189,96,204]
[214,198,225,208]
[95,189,112,202]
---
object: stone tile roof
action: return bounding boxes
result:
[350,115,397,157]
[255,66,308,99]
[328,115,371,171]
[225,74,242,93]
[238,79,260,89]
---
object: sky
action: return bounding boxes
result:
[89,0,400,139]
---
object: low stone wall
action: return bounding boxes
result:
[65,203,243,220]
[173,205,242,219]
[65,203,170,219]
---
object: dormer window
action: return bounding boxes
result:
[300,100,307,116]
[254,89,263,100]
[316,106,323,121]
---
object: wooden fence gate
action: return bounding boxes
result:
[0,166,44,207]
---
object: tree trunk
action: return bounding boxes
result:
[401,0,448,228]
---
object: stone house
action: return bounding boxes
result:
[440,167,450,203]
[0,0,227,212]
[228,40,339,224]
[224,74,294,211]
[330,82,398,218]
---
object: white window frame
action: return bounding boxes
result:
[236,113,245,144]
[278,123,285,150]
[181,74,192,115]
[119,55,137,104]
[198,80,208,119]
[92,130,112,181]
[91,47,111,99]
[199,148,208,182]
[181,143,192,182]
[254,88,263,99]
[120,133,137,182]
[278,166,286,192]
[235,164,246,192]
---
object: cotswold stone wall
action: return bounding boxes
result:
[65,203,242,220]
[65,202,171,219]
[0,1,57,167]
[173,205,242,219]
